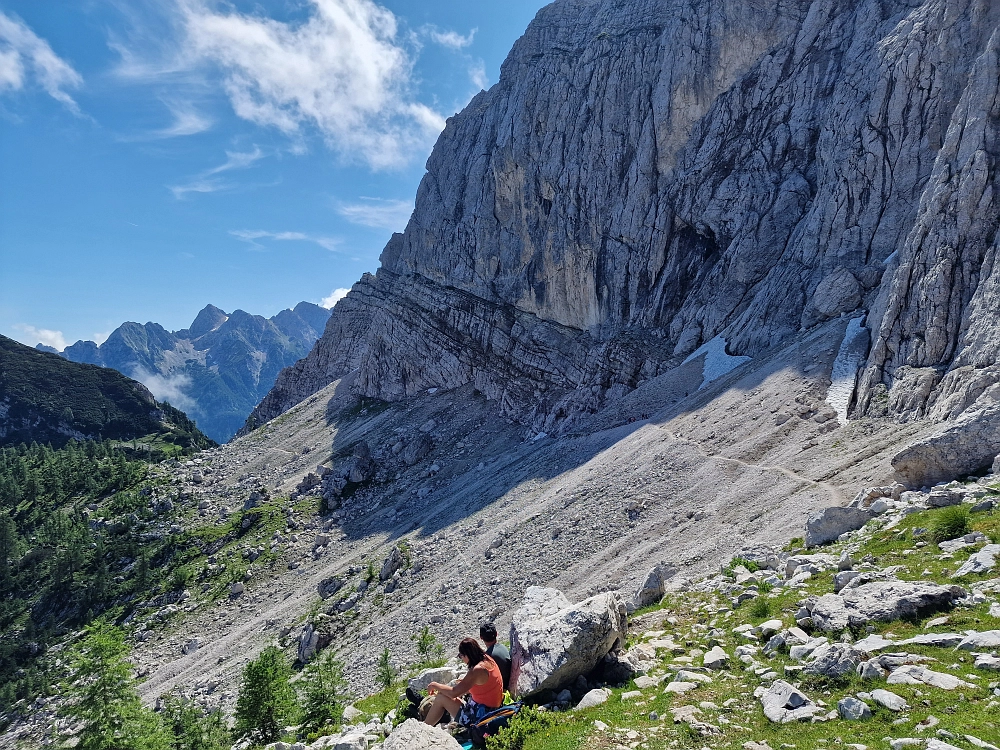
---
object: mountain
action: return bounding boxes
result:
[250,0,1000,473]
[62,302,331,443]
[0,334,212,450]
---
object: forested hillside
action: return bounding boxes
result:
[0,335,213,451]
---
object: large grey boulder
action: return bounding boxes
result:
[632,562,677,609]
[380,547,406,581]
[383,719,462,750]
[805,507,873,548]
[810,581,965,632]
[837,696,872,721]
[408,667,458,693]
[891,405,1000,487]
[298,623,319,664]
[802,644,865,679]
[952,545,1000,578]
[510,586,627,697]
[958,631,1000,651]
[760,681,822,723]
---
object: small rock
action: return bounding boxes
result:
[575,688,611,710]
[869,689,908,711]
[837,696,871,721]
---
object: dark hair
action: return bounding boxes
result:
[459,637,487,668]
[479,623,498,643]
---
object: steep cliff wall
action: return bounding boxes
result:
[250,0,1000,437]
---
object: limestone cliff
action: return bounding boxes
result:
[249,0,1000,442]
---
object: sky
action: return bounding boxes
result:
[0,0,548,350]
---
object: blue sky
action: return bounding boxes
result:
[0,0,547,349]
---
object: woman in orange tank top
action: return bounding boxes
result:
[423,637,504,727]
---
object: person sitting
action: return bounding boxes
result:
[479,622,511,692]
[423,637,504,727]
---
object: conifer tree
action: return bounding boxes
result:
[234,646,299,744]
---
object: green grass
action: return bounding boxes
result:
[455,502,1000,750]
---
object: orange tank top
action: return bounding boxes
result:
[469,656,503,708]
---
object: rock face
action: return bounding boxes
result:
[382,719,462,750]
[891,405,1000,487]
[810,581,964,632]
[509,587,627,697]
[247,0,1000,446]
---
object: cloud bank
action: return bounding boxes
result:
[0,11,82,111]
[131,366,197,414]
[16,325,68,351]
[175,0,446,169]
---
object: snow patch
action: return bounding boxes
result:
[682,336,752,390]
[827,317,870,424]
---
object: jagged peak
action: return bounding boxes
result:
[184,304,229,339]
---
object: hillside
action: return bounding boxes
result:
[63,302,330,443]
[0,335,212,450]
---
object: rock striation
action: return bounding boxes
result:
[248,0,1000,453]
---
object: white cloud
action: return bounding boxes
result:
[155,100,213,137]
[320,288,351,308]
[469,60,488,90]
[425,26,476,50]
[131,366,197,413]
[153,0,446,169]
[0,12,82,112]
[230,229,339,252]
[93,331,112,345]
[336,198,413,230]
[169,145,264,198]
[16,324,68,350]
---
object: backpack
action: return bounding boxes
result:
[468,702,523,747]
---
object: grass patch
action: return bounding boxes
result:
[931,505,971,543]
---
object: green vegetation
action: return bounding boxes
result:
[60,624,169,750]
[159,694,230,750]
[411,625,445,670]
[747,596,772,619]
[723,556,760,575]
[298,650,348,737]
[234,646,299,745]
[930,503,972,542]
[0,334,214,451]
[375,647,396,689]
[486,706,558,750]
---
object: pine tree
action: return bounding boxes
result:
[60,624,169,750]
[299,649,348,735]
[234,646,299,744]
[159,693,229,750]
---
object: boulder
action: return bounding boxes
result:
[887,665,972,690]
[869,688,908,711]
[802,644,865,679]
[331,734,367,750]
[891,404,1000,487]
[837,696,872,721]
[383,719,462,750]
[408,667,458,693]
[952,544,1000,578]
[926,489,963,508]
[402,434,434,466]
[810,581,964,632]
[318,576,344,600]
[958,630,1000,650]
[805,506,873,547]
[703,646,730,670]
[575,687,611,710]
[760,680,822,723]
[811,268,863,319]
[298,624,319,664]
[380,547,405,581]
[632,562,676,609]
[348,441,376,483]
[510,587,627,697]
[994,454,1000,475]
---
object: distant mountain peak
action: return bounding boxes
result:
[186,305,230,338]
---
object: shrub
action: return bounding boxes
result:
[485,706,556,750]
[724,556,760,576]
[931,506,971,543]
[234,646,299,744]
[749,597,772,620]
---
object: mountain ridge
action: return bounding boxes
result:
[62,302,331,443]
